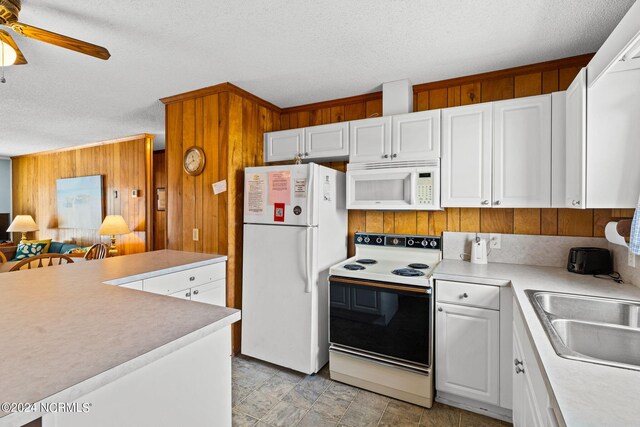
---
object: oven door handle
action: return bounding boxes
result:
[330,277,430,294]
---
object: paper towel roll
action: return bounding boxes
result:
[605,221,628,247]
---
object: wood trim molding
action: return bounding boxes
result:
[160,82,281,112]
[412,53,594,93]
[10,134,155,159]
[281,91,383,114]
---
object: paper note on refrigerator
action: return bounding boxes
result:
[268,171,291,205]
[246,173,266,215]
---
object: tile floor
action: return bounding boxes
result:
[232,356,512,427]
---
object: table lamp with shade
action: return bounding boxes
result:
[7,215,39,243]
[98,215,131,257]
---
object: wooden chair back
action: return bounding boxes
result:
[0,251,6,264]
[84,243,109,260]
[9,254,75,272]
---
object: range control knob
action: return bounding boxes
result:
[422,240,428,247]
[376,237,383,244]
[392,238,399,245]
[408,239,414,246]
[430,240,437,247]
[364,237,370,243]
[356,236,363,243]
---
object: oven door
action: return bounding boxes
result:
[329,276,432,368]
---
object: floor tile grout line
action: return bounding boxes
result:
[336,388,361,427]
[376,400,391,426]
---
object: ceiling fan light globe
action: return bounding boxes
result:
[0,40,17,66]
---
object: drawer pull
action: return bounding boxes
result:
[193,290,199,295]
[461,293,469,298]
[189,276,195,282]
[186,292,191,298]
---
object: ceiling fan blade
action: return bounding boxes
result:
[0,29,27,65]
[10,22,110,60]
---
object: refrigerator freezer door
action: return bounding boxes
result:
[241,223,317,374]
[244,164,318,226]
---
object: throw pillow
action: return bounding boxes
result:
[24,239,52,253]
[12,242,47,261]
[65,246,91,254]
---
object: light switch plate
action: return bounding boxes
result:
[629,248,636,268]
[489,233,501,249]
[193,228,199,241]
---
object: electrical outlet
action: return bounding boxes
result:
[489,233,501,249]
[629,248,636,268]
[193,228,199,242]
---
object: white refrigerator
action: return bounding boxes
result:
[241,163,347,374]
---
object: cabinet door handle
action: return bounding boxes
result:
[304,152,309,157]
[392,153,398,158]
[383,154,389,159]
[461,293,469,298]
[189,276,195,282]
[572,200,581,207]
[515,366,525,374]
[193,289,199,295]
[437,307,443,312]
[481,200,489,205]
[514,358,523,366]
[494,200,501,206]
[186,292,191,298]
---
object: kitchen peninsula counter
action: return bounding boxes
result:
[0,250,238,427]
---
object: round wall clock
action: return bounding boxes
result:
[183,146,206,176]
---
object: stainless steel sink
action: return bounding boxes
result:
[526,290,640,371]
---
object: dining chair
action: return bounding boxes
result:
[9,254,75,272]
[84,243,109,261]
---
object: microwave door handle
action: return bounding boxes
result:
[410,173,417,206]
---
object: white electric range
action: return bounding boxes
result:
[328,233,441,408]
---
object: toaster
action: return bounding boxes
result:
[567,247,613,275]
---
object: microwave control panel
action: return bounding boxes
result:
[416,172,433,205]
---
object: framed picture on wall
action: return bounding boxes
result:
[56,175,104,229]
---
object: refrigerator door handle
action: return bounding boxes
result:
[305,227,316,293]
[306,165,315,226]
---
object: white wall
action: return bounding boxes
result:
[0,158,10,213]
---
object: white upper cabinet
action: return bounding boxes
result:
[264,129,305,162]
[493,95,552,208]
[304,122,349,160]
[349,117,392,163]
[392,110,441,161]
[565,68,587,209]
[441,103,493,207]
[551,92,567,208]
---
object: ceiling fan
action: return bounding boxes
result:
[0,0,110,67]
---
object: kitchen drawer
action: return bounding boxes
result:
[143,263,226,295]
[436,280,500,310]
[120,280,143,290]
[192,279,226,307]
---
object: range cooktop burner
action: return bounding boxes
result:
[344,264,365,271]
[408,263,429,269]
[392,268,425,277]
[356,259,378,265]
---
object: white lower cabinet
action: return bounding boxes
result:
[512,298,560,427]
[142,262,227,307]
[436,301,500,405]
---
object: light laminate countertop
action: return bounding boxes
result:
[434,259,640,427]
[0,250,238,426]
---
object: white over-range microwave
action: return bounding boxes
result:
[346,160,441,210]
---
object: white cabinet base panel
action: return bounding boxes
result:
[43,327,232,427]
[436,392,513,423]
[329,350,433,408]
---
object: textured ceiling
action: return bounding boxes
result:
[0,0,635,156]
